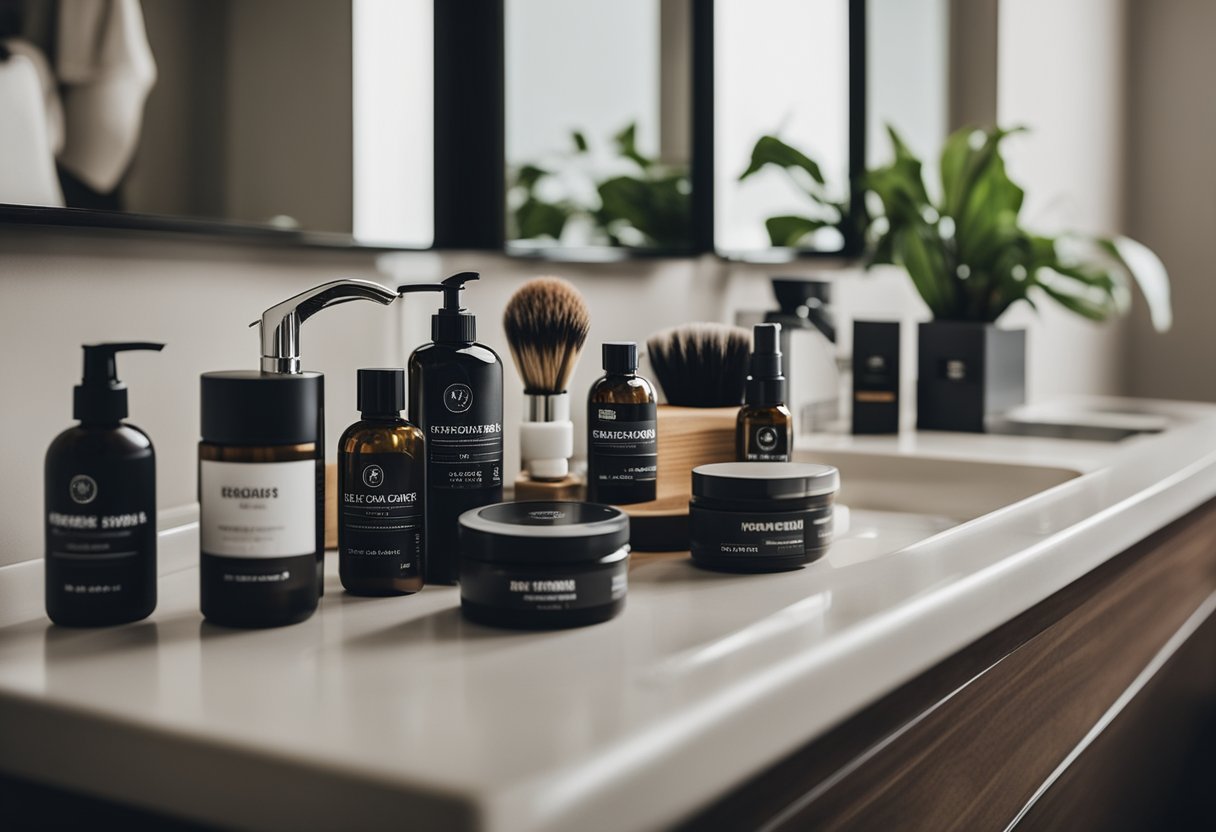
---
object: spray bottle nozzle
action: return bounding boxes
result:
[75,342,165,423]
[396,272,481,344]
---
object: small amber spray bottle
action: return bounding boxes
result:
[737,323,793,462]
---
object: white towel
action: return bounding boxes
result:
[55,0,157,193]
[0,46,65,206]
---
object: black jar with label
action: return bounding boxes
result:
[689,462,838,572]
[199,372,324,628]
[338,369,425,595]
[458,501,630,629]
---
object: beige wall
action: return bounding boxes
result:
[1123,0,1216,402]
[996,0,1129,400]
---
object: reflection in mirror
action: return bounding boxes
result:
[505,0,694,256]
[866,0,948,187]
[0,0,433,247]
[715,0,852,258]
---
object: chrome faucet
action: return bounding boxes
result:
[252,279,398,374]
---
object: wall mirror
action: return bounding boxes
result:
[0,0,934,257]
[0,0,434,247]
[714,0,858,259]
[504,0,696,258]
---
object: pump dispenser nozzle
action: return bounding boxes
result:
[252,279,398,374]
[74,342,164,423]
[397,272,480,344]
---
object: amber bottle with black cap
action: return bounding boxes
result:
[587,342,658,504]
[338,368,425,596]
[737,323,793,462]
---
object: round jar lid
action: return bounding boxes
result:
[458,501,630,564]
[692,461,840,502]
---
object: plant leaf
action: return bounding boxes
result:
[1099,236,1173,332]
[740,135,825,186]
[1034,280,1113,322]
[514,197,570,241]
[572,131,589,153]
[596,174,690,247]
[895,226,952,318]
[613,123,652,170]
[513,164,549,192]
[764,215,829,247]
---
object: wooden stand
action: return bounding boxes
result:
[623,405,738,551]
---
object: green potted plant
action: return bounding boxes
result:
[744,128,1173,432]
[864,125,1171,431]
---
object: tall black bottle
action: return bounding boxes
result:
[45,342,164,626]
[399,273,504,584]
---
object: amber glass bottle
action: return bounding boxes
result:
[338,369,425,595]
[737,323,793,462]
[587,342,658,504]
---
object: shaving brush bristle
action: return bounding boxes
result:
[646,323,751,407]
[503,277,591,394]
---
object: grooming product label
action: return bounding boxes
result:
[45,457,155,598]
[588,403,658,484]
[200,460,316,558]
[424,384,504,491]
[460,557,628,612]
[746,423,791,462]
[690,504,832,560]
[339,452,424,573]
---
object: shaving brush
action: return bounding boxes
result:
[641,323,751,508]
[503,277,590,491]
[646,323,751,407]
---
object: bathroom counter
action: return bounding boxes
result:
[2,396,1216,831]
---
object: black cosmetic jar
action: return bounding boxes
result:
[689,462,839,572]
[457,501,630,629]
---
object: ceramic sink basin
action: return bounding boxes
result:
[794,448,1082,522]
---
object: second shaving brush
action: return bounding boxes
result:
[503,277,590,498]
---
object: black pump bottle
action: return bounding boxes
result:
[399,273,504,584]
[45,342,164,626]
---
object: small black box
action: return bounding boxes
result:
[852,320,901,434]
[916,322,1025,433]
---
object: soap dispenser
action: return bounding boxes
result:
[199,279,397,628]
[398,272,504,585]
[45,342,164,627]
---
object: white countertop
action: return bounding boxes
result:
[2,396,1216,831]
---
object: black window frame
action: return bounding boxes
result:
[437,0,866,260]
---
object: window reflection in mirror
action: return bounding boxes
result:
[505,0,694,257]
[714,0,852,259]
[0,0,434,248]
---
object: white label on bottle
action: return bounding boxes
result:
[200,460,316,558]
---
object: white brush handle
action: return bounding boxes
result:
[520,420,572,480]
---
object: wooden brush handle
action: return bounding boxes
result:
[656,405,739,500]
